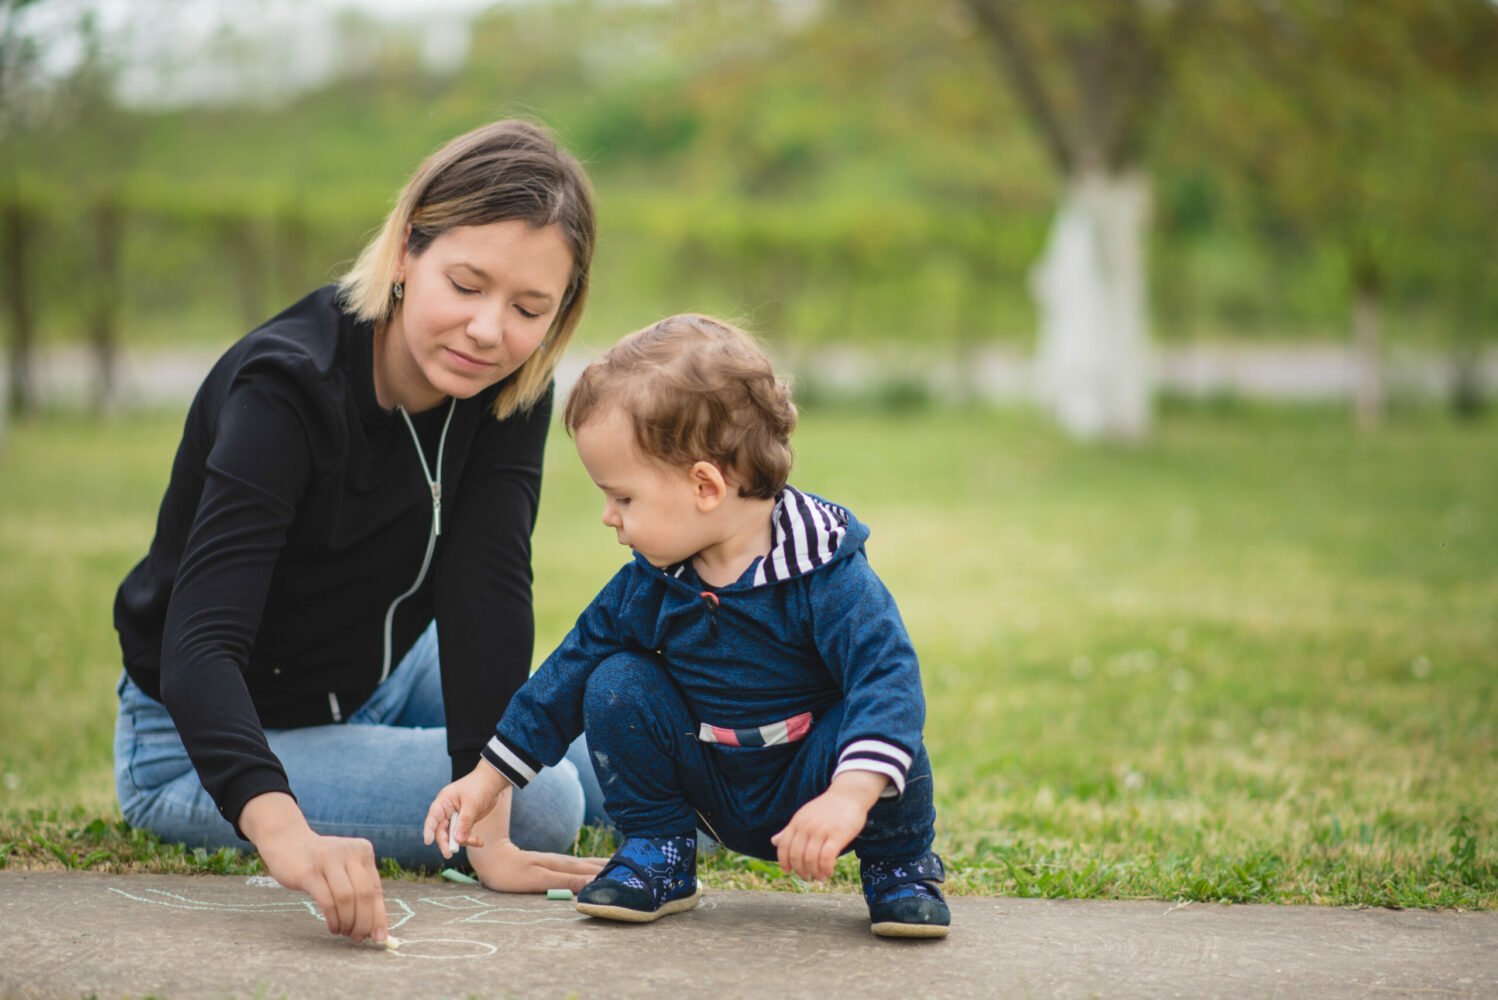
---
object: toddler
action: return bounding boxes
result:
[424,315,949,937]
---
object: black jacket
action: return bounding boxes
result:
[114,285,549,834]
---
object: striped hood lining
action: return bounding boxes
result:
[667,486,849,587]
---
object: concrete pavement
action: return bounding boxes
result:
[0,871,1493,998]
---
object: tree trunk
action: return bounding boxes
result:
[276,200,308,306]
[3,196,35,419]
[1351,282,1382,432]
[89,197,122,416]
[216,213,264,332]
[1031,168,1153,441]
[1449,340,1484,419]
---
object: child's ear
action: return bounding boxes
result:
[689,461,729,512]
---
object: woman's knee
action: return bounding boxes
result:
[509,758,585,853]
[562,735,612,829]
[119,773,239,852]
[116,774,150,831]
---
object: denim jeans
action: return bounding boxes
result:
[115,622,607,869]
[582,650,936,864]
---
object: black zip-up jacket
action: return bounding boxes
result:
[114,285,549,835]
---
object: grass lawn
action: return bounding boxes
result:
[1,402,1494,907]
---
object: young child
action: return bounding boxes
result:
[423,315,949,938]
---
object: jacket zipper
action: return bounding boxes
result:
[377,398,457,683]
[698,590,720,640]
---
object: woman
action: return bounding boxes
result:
[113,120,605,947]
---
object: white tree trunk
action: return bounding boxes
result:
[1031,169,1153,441]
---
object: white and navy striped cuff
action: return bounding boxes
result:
[833,739,913,798]
[481,736,541,789]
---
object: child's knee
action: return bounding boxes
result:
[583,651,667,723]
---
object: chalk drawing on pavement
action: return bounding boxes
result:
[106,885,585,958]
[108,886,418,931]
[420,893,590,926]
[388,938,498,960]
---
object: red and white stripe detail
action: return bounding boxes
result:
[696,711,813,747]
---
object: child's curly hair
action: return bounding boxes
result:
[563,315,797,499]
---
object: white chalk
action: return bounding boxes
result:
[383,934,402,951]
[447,811,460,855]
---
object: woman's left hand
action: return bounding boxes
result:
[470,837,607,894]
[454,776,608,893]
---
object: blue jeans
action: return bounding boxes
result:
[582,650,936,864]
[115,623,608,869]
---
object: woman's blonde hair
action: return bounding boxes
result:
[564,315,797,499]
[338,119,595,420]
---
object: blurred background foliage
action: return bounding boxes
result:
[0,0,1495,414]
[2,1,1495,901]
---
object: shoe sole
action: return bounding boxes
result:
[576,886,703,923]
[871,920,950,939]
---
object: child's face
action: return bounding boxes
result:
[574,407,710,568]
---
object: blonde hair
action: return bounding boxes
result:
[564,315,797,499]
[338,119,595,420]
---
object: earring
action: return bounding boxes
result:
[392,281,404,300]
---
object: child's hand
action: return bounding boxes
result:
[770,771,890,881]
[422,763,510,859]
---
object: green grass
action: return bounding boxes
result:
[1,404,1495,908]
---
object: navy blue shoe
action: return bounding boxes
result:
[861,852,950,938]
[576,834,701,923]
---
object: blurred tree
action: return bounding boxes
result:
[1,191,35,421]
[1178,0,1498,429]
[7,0,1489,416]
[620,0,1034,376]
[1434,123,1498,417]
[0,0,41,117]
[3,3,142,415]
[2,0,45,420]
[961,0,1206,441]
[65,11,135,413]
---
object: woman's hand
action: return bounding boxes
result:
[470,837,608,894]
[240,792,389,946]
[422,763,510,859]
[455,776,606,893]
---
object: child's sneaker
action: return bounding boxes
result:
[861,852,951,938]
[576,834,701,923]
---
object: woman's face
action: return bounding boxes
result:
[383,219,574,411]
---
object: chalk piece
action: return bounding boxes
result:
[383,935,401,951]
[546,888,573,900]
[441,868,479,885]
[447,811,460,855]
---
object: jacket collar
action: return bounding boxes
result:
[754,485,851,584]
[658,485,852,587]
[344,307,391,426]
